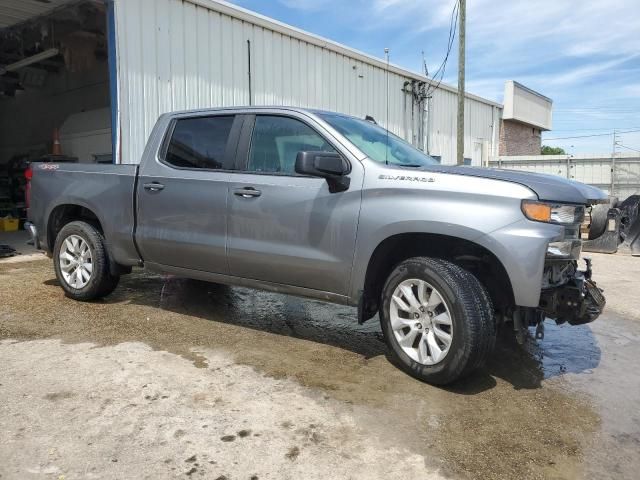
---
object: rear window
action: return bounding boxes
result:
[165,116,235,169]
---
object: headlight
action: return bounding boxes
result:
[521,200,585,224]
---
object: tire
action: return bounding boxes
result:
[379,257,495,385]
[588,204,610,240]
[53,221,120,301]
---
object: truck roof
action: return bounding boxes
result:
[161,106,359,120]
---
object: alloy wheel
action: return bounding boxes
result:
[59,234,93,289]
[389,278,453,365]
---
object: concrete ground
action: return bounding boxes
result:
[1,229,639,479]
[0,229,41,260]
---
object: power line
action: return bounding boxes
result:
[618,144,640,153]
[543,128,640,141]
[424,0,459,98]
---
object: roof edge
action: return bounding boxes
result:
[510,80,553,104]
[186,0,503,109]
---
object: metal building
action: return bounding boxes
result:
[113,0,501,165]
[0,0,502,171]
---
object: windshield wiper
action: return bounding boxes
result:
[395,163,423,168]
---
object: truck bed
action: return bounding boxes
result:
[29,162,140,266]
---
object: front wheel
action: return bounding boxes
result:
[380,257,495,385]
[53,221,120,301]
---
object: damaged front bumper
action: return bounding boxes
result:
[539,258,606,326]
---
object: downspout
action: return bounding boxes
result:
[426,95,431,155]
[403,81,408,141]
[411,80,417,147]
[247,40,253,106]
[490,104,499,164]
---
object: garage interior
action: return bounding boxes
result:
[0,0,114,226]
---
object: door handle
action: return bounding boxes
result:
[143,182,165,192]
[233,187,262,198]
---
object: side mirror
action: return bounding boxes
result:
[295,151,350,192]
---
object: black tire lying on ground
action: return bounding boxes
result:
[53,220,120,301]
[589,204,610,240]
[379,257,495,385]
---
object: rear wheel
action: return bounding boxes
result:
[379,257,495,385]
[53,221,120,301]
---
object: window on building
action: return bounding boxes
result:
[165,116,235,169]
[247,116,336,174]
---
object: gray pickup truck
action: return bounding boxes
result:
[26,107,607,384]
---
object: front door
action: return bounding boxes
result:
[227,113,363,295]
[136,113,242,273]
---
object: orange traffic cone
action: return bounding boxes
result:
[52,128,62,155]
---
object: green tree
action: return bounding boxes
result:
[541,145,566,155]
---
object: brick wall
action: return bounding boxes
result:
[499,119,542,156]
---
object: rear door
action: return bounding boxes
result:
[136,113,242,273]
[226,112,364,295]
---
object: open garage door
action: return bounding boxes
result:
[0,0,116,225]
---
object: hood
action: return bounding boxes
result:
[414,165,608,205]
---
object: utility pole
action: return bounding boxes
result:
[456,0,466,165]
[611,129,618,196]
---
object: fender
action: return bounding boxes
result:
[44,197,104,250]
[349,219,489,303]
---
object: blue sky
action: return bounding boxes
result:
[228,0,640,154]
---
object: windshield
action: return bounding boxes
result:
[318,113,439,167]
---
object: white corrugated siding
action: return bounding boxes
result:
[114,0,500,165]
[427,88,498,165]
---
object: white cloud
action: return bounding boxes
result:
[368,0,640,74]
[548,55,639,86]
[372,0,454,30]
[374,0,640,56]
[621,84,640,98]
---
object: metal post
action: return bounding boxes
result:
[611,129,617,196]
[425,95,431,155]
[247,40,252,106]
[456,0,466,165]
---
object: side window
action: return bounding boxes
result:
[247,116,336,174]
[165,115,235,169]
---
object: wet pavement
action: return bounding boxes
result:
[1,252,639,479]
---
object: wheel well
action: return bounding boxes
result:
[362,233,515,320]
[47,204,103,252]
